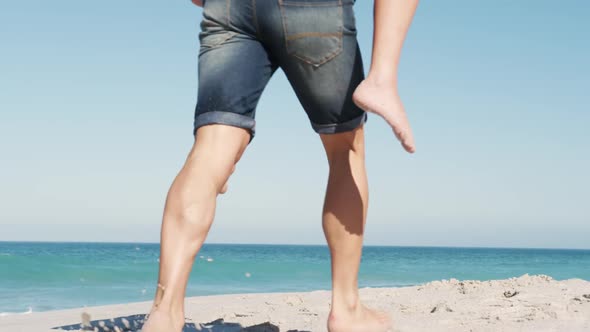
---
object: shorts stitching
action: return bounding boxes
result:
[279,0,344,66]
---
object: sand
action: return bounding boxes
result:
[1,274,589,332]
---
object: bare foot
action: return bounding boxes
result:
[328,304,393,332]
[353,79,416,153]
[141,309,184,332]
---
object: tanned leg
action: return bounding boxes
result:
[141,124,250,332]
[321,126,392,332]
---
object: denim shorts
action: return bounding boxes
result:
[194,0,366,140]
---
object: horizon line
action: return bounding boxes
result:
[0,240,588,251]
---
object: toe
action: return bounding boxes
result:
[404,136,416,153]
[403,141,416,153]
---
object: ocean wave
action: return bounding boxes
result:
[0,253,11,256]
[0,307,33,317]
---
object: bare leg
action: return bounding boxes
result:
[141,125,250,332]
[353,0,419,153]
[321,126,392,332]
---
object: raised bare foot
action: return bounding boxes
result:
[328,304,393,332]
[141,309,184,332]
[353,78,416,153]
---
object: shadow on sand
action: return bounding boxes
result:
[52,313,310,332]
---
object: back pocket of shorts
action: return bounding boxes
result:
[279,0,343,67]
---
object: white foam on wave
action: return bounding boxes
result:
[0,253,11,256]
[0,307,33,317]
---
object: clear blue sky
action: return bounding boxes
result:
[1,1,588,248]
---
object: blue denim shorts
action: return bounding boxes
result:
[194,0,366,140]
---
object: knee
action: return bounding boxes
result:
[185,152,239,196]
[323,127,365,167]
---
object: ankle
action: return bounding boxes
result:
[365,72,398,88]
[152,304,183,316]
[151,283,184,314]
[150,299,184,318]
[331,292,361,314]
[149,306,185,325]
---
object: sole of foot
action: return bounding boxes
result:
[353,79,416,154]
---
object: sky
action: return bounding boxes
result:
[0,1,588,249]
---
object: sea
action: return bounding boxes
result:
[0,241,589,316]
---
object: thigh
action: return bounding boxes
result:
[275,0,366,134]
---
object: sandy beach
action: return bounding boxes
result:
[1,274,589,332]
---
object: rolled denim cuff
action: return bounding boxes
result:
[193,111,256,141]
[311,112,367,135]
